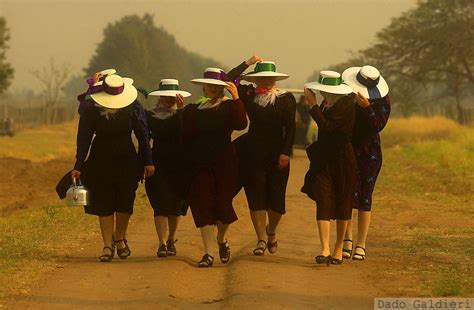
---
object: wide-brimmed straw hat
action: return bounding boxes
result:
[191,68,229,86]
[305,70,353,95]
[147,79,191,97]
[242,61,289,82]
[342,65,389,99]
[89,74,138,109]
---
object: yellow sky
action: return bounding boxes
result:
[1,0,417,92]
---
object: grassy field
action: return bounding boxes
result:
[0,116,472,298]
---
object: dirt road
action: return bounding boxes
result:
[5,150,380,309]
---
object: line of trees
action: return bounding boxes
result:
[308,0,474,121]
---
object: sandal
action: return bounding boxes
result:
[157,244,167,258]
[218,240,231,264]
[197,254,214,268]
[342,239,353,259]
[352,246,366,261]
[99,246,114,263]
[166,239,177,256]
[266,226,278,254]
[331,257,343,265]
[115,239,131,259]
[253,240,267,256]
[315,254,331,266]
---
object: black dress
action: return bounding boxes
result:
[301,96,357,221]
[228,62,296,214]
[145,110,188,217]
[74,101,152,216]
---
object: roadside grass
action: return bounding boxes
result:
[0,204,97,297]
[368,118,474,297]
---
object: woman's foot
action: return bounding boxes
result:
[315,254,331,266]
[99,246,114,263]
[352,246,366,261]
[342,239,353,259]
[166,239,177,256]
[197,254,214,268]
[266,225,278,254]
[331,257,343,265]
[115,239,131,259]
[157,244,167,258]
[253,240,267,256]
[218,240,231,264]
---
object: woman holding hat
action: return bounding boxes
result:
[144,79,192,258]
[71,71,155,262]
[301,70,357,265]
[227,55,296,256]
[184,68,247,267]
[340,66,391,261]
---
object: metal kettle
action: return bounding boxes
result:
[66,178,89,206]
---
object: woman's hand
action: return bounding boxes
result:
[304,87,318,108]
[225,82,239,100]
[71,170,81,182]
[93,72,102,84]
[144,165,155,178]
[355,92,370,108]
[245,54,263,66]
[176,94,185,109]
[278,154,290,170]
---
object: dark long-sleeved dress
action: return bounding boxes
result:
[352,96,391,211]
[145,110,188,217]
[74,101,153,216]
[301,96,357,221]
[183,98,248,228]
[228,62,296,214]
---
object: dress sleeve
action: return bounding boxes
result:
[132,101,153,166]
[227,62,254,104]
[74,106,95,172]
[309,99,355,132]
[228,99,248,131]
[281,94,297,156]
[360,96,391,133]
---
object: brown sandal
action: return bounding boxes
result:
[266,226,278,254]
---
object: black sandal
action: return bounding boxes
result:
[218,240,231,264]
[166,239,177,256]
[253,240,267,256]
[352,246,366,261]
[157,244,167,258]
[115,239,131,259]
[266,226,278,254]
[342,239,353,259]
[197,254,214,268]
[99,246,114,262]
[331,257,343,265]
[315,254,332,266]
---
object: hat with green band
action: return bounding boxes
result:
[305,70,353,95]
[148,79,192,98]
[243,61,289,82]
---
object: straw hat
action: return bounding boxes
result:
[342,65,389,99]
[89,74,138,109]
[305,70,353,95]
[242,61,289,82]
[147,79,191,97]
[191,68,229,86]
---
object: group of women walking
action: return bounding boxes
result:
[70,54,390,267]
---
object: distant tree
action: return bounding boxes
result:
[0,17,14,94]
[31,59,70,124]
[86,14,222,105]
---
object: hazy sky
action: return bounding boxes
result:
[1,0,417,92]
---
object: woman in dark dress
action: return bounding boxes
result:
[341,66,391,261]
[144,79,192,258]
[71,72,154,262]
[301,70,356,265]
[227,55,296,256]
[184,68,247,267]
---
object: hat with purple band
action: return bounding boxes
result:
[148,79,191,98]
[89,74,138,109]
[191,68,230,86]
[342,66,389,99]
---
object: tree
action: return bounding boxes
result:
[86,14,222,106]
[0,17,14,94]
